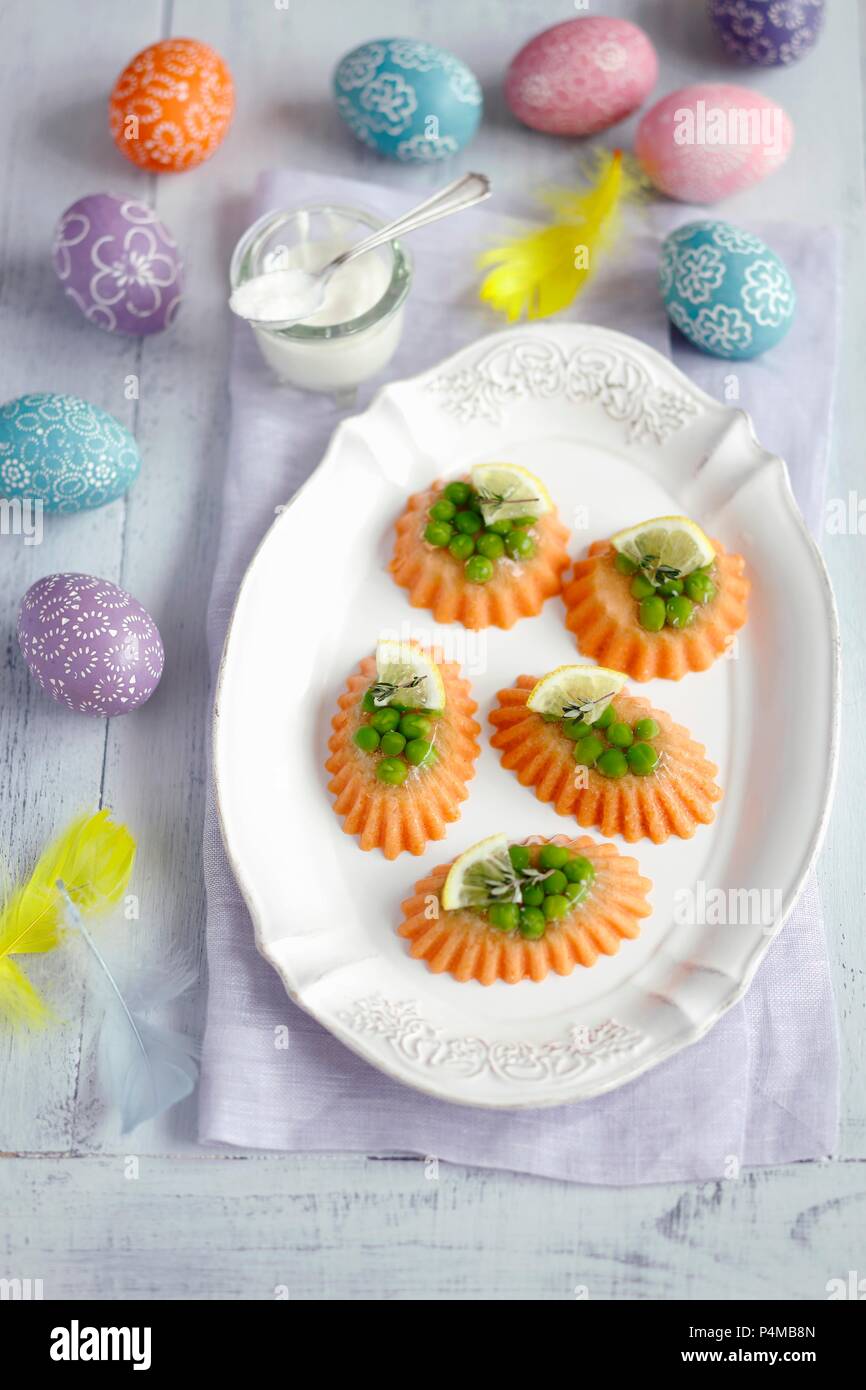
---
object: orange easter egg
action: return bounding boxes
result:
[109,37,234,173]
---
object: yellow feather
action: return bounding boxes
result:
[479,149,642,322]
[0,809,136,1028]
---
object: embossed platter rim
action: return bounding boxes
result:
[213,323,839,1109]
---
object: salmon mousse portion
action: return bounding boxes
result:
[389,462,570,630]
[490,666,722,845]
[563,516,750,681]
[326,639,481,860]
[398,833,652,985]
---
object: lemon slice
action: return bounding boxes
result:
[373,639,446,711]
[470,462,553,525]
[610,516,715,580]
[441,833,520,911]
[526,665,626,723]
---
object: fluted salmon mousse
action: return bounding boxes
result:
[490,666,722,845]
[563,516,749,681]
[398,833,652,985]
[326,640,481,859]
[389,462,570,630]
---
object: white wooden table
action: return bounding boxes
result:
[1,0,865,1300]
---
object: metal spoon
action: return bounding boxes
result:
[229,172,491,331]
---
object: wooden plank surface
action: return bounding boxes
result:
[0,0,864,1297]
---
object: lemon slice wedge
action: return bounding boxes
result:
[373,639,446,711]
[610,516,715,580]
[470,462,553,525]
[526,664,626,723]
[441,833,520,912]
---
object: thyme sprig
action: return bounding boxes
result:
[560,690,617,722]
[638,552,682,585]
[370,674,426,707]
[476,486,539,511]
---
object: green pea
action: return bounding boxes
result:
[538,844,568,871]
[614,552,638,576]
[630,574,656,600]
[685,572,717,605]
[543,869,568,896]
[404,737,435,766]
[565,880,589,904]
[657,578,684,597]
[361,689,378,713]
[426,708,444,719]
[607,721,634,749]
[665,595,695,629]
[380,730,406,757]
[562,718,593,742]
[564,855,594,885]
[449,533,475,561]
[487,517,512,536]
[443,481,471,507]
[542,894,569,921]
[454,509,484,536]
[574,734,605,767]
[376,757,408,786]
[508,844,531,872]
[505,529,535,560]
[634,717,660,741]
[597,748,629,779]
[489,902,520,931]
[424,521,453,547]
[370,707,400,734]
[429,498,456,523]
[353,725,380,753]
[639,595,667,632]
[399,713,431,740]
[518,906,546,940]
[476,532,505,561]
[522,884,545,908]
[593,704,616,731]
[510,515,538,528]
[465,554,494,584]
[627,742,659,776]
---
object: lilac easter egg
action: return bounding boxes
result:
[505,16,658,136]
[17,573,164,717]
[52,194,183,336]
[708,1,825,68]
[636,83,793,203]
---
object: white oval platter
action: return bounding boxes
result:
[213,323,839,1109]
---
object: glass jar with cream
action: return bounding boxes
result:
[229,205,412,394]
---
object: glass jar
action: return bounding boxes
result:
[229,204,412,394]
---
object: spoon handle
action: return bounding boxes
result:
[326,172,491,274]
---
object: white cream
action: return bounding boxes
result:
[234,232,404,394]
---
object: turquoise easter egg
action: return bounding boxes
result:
[659,220,796,360]
[0,392,140,513]
[333,38,482,162]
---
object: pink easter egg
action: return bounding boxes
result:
[635,83,793,204]
[505,17,658,137]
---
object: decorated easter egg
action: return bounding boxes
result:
[109,37,234,172]
[333,38,482,161]
[505,16,658,136]
[659,220,796,359]
[52,194,182,336]
[636,83,793,203]
[17,573,164,717]
[0,393,140,514]
[708,0,825,67]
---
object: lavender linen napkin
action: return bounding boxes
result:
[199,169,839,1181]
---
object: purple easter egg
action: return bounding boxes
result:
[707,0,825,67]
[17,573,164,717]
[52,193,183,336]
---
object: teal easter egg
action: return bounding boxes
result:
[659,220,796,360]
[333,38,482,161]
[0,392,140,513]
